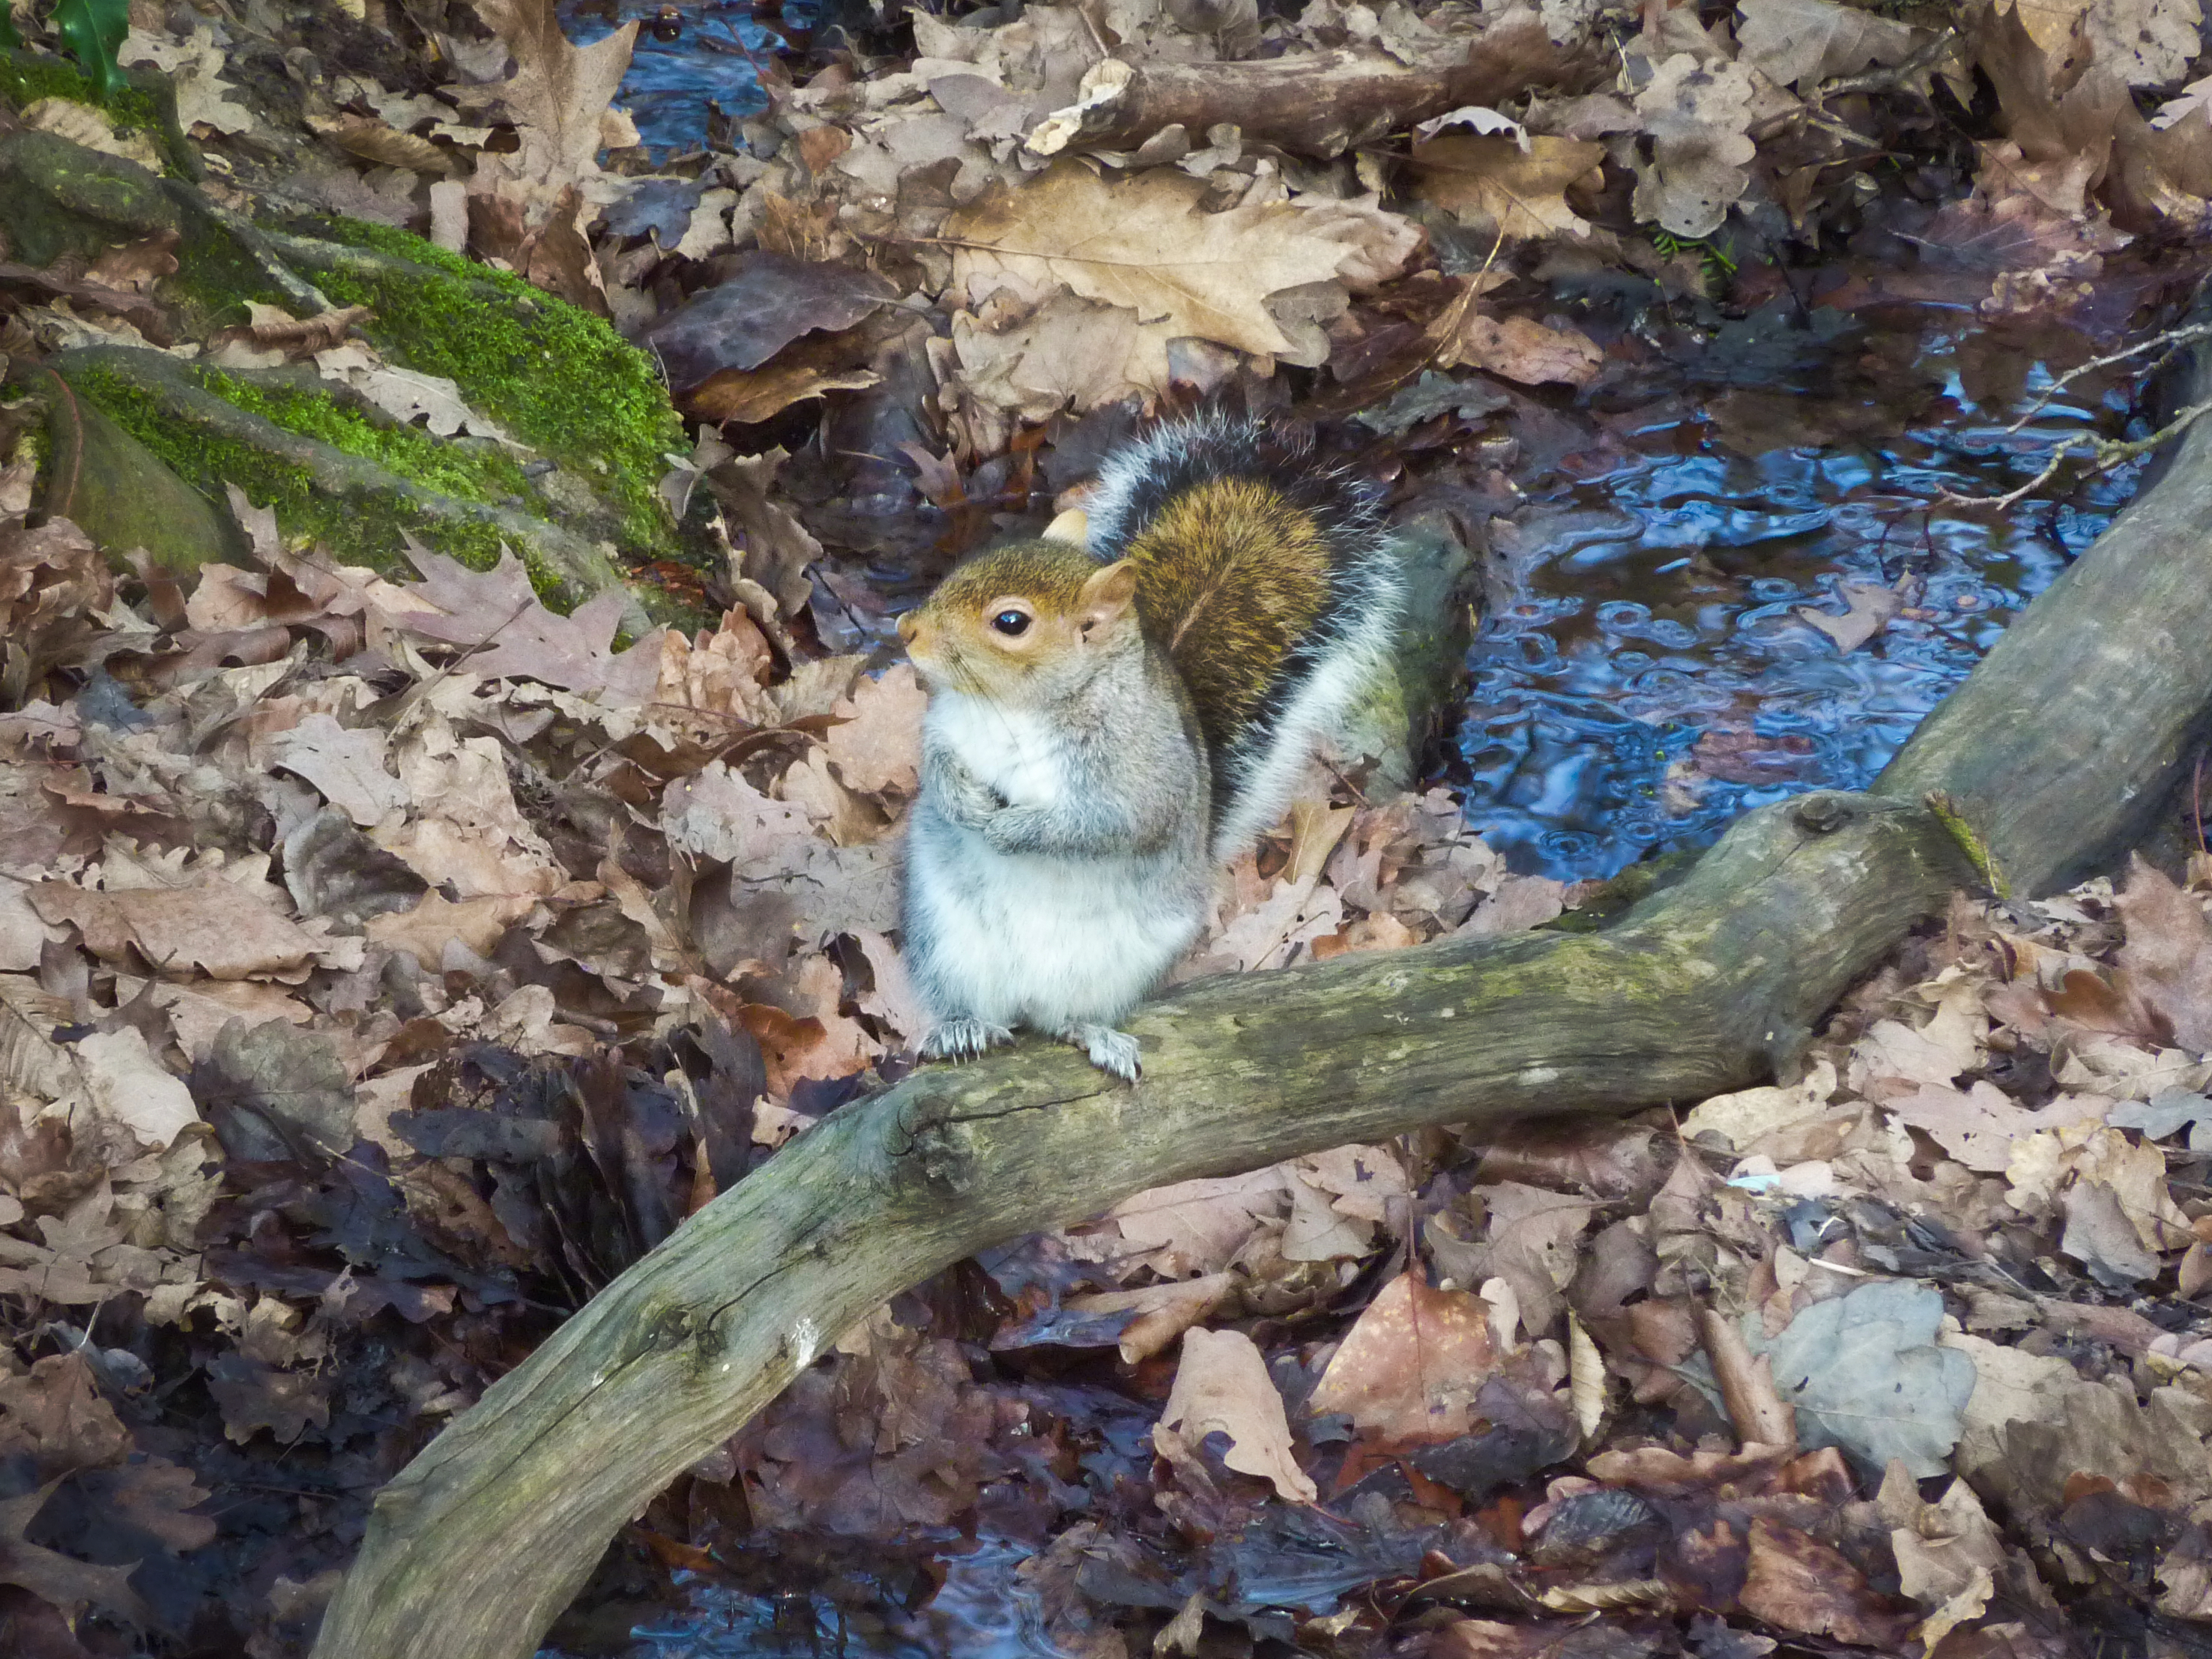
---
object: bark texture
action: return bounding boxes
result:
[312,346,2212,1659]
[1027,15,1586,158]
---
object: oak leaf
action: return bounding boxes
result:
[946,161,1400,359]
[1408,134,1604,241]
[1735,0,1922,89]
[471,0,636,197]
[1631,55,1757,238]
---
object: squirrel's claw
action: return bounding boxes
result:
[1063,1024,1141,1083]
[919,1018,1015,1063]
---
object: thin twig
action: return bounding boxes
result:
[1816,25,1962,101]
[1934,390,2212,510]
[2001,319,2212,434]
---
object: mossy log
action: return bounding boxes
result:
[40,345,634,613]
[0,119,688,614]
[5,359,250,572]
[311,342,2212,1655]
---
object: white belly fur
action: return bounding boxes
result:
[926,692,1064,807]
[905,692,1205,1031]
[905,825,1200,1030]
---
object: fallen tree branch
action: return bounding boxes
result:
[1025,16,1589,160]
[311,318,2212,1659]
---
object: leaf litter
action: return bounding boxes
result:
[6,0,2212,1650]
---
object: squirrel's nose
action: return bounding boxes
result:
[897,610,920,645]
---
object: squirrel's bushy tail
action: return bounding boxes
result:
[1087,414,1401,856]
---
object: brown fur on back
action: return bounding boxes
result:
[1125,477,1329,758]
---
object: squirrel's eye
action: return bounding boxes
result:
[990,609,1031,637]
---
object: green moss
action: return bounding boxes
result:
[196,366,537,507]
[68,359,544,585]
[166,228,293,331]
[0,51,193,176]
[287,214,685,556]
[1,51,152,127]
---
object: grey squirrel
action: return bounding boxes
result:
[895,414,1403,1081]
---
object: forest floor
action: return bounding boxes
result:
[7,0,2212,1654]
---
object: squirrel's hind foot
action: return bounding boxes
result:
[1061,1024,1141,1083]
[920,1018,1015,1063]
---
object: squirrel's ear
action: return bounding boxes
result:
[1042,508,1090,549]
[1078,559,1137,635]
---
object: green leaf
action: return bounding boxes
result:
[50,0,130,97]
[0,2,21,50]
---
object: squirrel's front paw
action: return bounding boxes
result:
[1062,1024,1141,1083]
[931,757,1006,827]
[919,1018,1015,1063]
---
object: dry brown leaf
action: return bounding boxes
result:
[1702,1306,1796,1450]
[1308,1269,1497,1443]
[471,0,638,199]
[777,752,883,847]
[1797,579,1904,653]
[1157,1327,1317,1502]
[705,450,823,619]
[363,892,537,964]
[1457,873,1569,934]
[145,977,313,1061]
[377,716,567,899]
[1296,1143,1408,1225]
[387,550,665,705]
[17,96,163,169]
[313,346,517,444]
[2115,855,2212,1051]
[1631,55,1758,238]
[1281,1174,1372,1262]
[824,665,926,797]
[315,112,454,175]
[1681,1059,1838,1149]
[943,289,1173,420]
[1440,312,1604,387]
[1886,1079,2091,1172]
[1406,135,1604,241]
[2084,0,2202,87]
[1851,986,1985,1099]
[28,880,348,982]
[689,363,881,426]
[1186,871,1344,974]
[650,608,777,733]
[946,161,1404,359]
[264,714,406,827]
[1064,1272,1237,1364]
[119,24,254,136]
[1567,1311,1605,1440]
[1735,0,1924,88]
[76,1027,199,1146]
[2062,1178,2161,1283]
[1740,1517,1915,1648]
[1092,1168,1292,1278]
[83,233,181,294]
[1462,1182,1594,1338]
[224,303,375,355]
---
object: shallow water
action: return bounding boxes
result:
[560,0,791,151]
[1452,318,2143,881]
[623,1539,1057,1658]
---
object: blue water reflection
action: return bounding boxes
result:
[560,1,803,151]
[1457,343,2141,880]
[614,1539,1058,1658]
